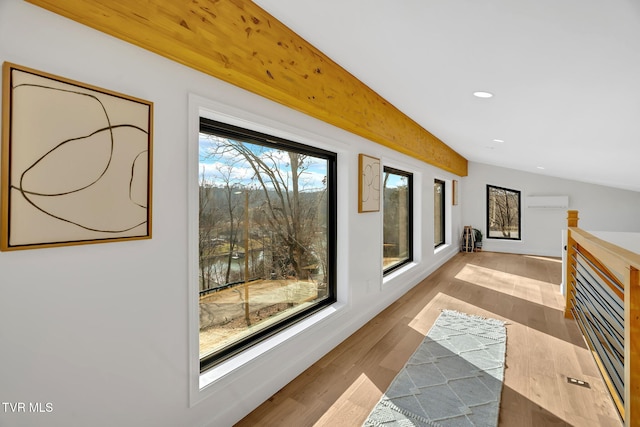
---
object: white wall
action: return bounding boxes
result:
[0,2,461,426]
[590,231,640,255]
[462,162,640,257]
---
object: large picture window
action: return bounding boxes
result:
[486,184,521,240]
[383,167,413,274]
[434,179,445,248]
[198,118,336,370]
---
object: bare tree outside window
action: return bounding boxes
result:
[486,185,521,240]
[197,119,336,370]
[383,167,413,274]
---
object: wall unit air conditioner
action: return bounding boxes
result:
[526,196,569,209]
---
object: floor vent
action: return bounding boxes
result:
[567,377,590,388]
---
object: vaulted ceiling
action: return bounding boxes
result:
[254,0,640,192]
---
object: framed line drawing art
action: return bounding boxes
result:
[358,153,380,213]
[1,62,153,251]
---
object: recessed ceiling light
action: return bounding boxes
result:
[536,166,545,170]
[473,91,493,98]
[492,139,504,143]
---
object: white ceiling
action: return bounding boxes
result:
[254,0,640,192]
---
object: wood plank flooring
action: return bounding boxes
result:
[236,252,622,427]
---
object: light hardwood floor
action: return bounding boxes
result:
[236,252,622,427]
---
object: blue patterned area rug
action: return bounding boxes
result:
[363,310,507,427]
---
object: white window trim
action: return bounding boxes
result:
[187,94,349,406]
[434,177,453,254]
[380,160,422,287]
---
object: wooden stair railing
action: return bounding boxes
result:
[564,210,639,425]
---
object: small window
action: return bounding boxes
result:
[198,118,337,370]
[486,185,521,240]
[434,179,445,248]
[383,167,413,274]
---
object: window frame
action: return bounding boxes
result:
[434,179,446,249]
[382,166,414,276]
[198,117,337,372]
[486,184,521,241]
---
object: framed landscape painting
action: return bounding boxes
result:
[1,62,153,250]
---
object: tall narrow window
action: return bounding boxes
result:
[383,167,413,274]
[486,184,521,240]
[434,179,445,248]
[198,118,336,370]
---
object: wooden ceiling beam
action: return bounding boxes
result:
[26,0,468,176]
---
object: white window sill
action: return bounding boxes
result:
[193,301,346,404]
[382,261,417,285]
[487,238,523,243]
[434,243,451,255]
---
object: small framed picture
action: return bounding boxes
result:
[452,180,459,205]
[358,153,380,213]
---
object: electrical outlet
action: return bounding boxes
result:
[567,377,590,388]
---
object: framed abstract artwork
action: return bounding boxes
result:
[1,62,153,250]
[358,153,380,213]
[452,179,459,205]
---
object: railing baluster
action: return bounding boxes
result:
[565,210,639,425]
[625,267,639,424]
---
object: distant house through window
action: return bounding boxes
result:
[197,118,337,370]
[486,184,521,240]
[383,167,413,274]
[434,179,445,248]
